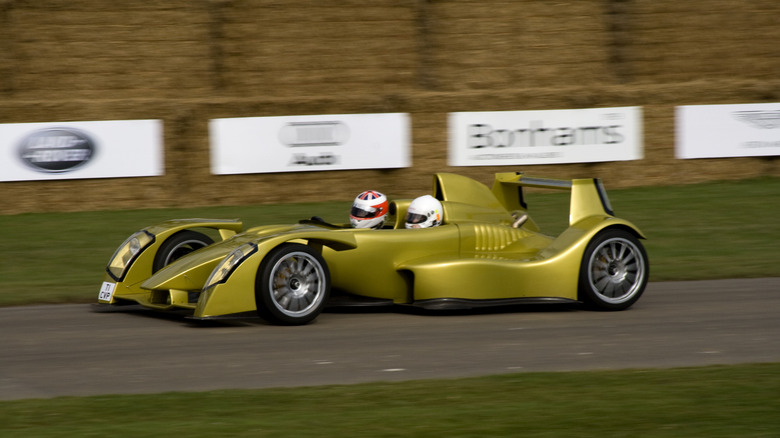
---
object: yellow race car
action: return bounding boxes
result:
[97,172,648,325]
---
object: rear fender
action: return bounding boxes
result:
[537,217,646,262]
[404,217,644,303]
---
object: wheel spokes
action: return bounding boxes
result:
[270,252,325,315]
[589,237,645,302]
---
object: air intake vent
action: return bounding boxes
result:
[473,224,526,251]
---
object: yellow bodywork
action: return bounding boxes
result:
[98,172,645,319]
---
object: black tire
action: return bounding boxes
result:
[578,228,649,310]
[255,243,330,325]
[152,230,214,272]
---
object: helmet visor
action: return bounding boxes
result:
[405,212,428,225]
[351,205,378,219]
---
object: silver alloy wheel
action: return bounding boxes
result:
[586,236,647,305]
[267,250,327,317]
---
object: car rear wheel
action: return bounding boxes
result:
[152,230,214,272]
[256,243,330,325]
[579,229,648,310]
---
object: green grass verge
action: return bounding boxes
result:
[2,363,778,437]
[2,179,779,435]
[1,177,779,306]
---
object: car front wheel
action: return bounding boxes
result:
[256,243,330,325]
[152,230,214,272]
[579,229,648,310]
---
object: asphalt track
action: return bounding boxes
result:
[1,278,779,401]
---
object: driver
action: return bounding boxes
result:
[404,195,443,229]
[350,190,389,229]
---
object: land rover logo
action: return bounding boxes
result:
[279,121,349,147]
[18,128,96,172]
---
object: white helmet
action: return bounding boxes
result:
[350,190,389,229]
[405,195,443,229]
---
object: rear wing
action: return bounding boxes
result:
[491,172,615,225]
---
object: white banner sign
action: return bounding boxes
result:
[676,103,780,159]
[0,120,163,182]
[209,113,411,174]
[448,107,643,166]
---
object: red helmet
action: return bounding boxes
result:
[350,190,389,229]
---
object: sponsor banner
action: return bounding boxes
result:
[676,103,780,159]
[209,113,411,174]
[448,107,643,166]
[0,120,163,182]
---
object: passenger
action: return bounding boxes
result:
[404,195,443,229]
[349,190,389,229]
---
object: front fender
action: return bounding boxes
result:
[101,219,242,303]
[194,228,358,318]
[145,218,243,241]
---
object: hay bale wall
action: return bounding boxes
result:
[1,0,778,213]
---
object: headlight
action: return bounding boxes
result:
[106,230,155,281]
[204,242,258,290]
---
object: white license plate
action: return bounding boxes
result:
[98,281,116,302]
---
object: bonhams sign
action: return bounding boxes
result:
[209,113,410,174]
[0,120,163,182]
[448,107,643,166]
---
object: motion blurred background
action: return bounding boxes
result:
[1,0,779,214]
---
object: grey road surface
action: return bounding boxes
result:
[1,278,779,401]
